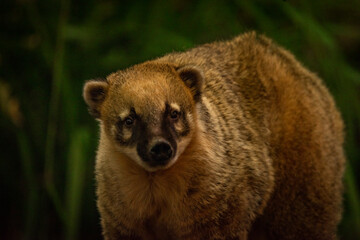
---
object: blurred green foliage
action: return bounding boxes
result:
[1,0,359,239]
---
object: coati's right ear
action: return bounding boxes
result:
[83,79,108,118]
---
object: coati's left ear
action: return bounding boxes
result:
[177,65,204,102]
[83,79,108,118]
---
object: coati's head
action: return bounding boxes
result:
[83,63,203,172]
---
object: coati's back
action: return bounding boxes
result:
[83,32,345,239]
[159,32,345,239]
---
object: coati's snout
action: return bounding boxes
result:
[137,138,176,167]
[83,63,204,171]
[148,139,174,164]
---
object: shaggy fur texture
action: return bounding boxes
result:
[83,32,345,240]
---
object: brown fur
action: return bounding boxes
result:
[83,32,345,239]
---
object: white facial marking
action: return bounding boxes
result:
[119,109,130,119]
[119,145,144,167]
[149,136,191,172]
[174,121,183,132]
[171,102,185,133]
[170,103,180,112]
[123,128,132,141]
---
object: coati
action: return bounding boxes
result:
[83,32,345,240]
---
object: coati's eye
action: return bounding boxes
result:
[170,110,180,120]
[124,116,135,127]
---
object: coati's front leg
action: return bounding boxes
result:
[102,221,140,240]
[99,202,143,240]
[101,217,143,240]
[175,201,254,240]
[177,220,249,240]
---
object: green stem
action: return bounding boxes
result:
[17,130,38,240]
[44,0,70,223]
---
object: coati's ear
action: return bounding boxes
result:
[83,79,108,118]
[177,65,204,102]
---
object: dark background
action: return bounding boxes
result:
[1,0,359,239]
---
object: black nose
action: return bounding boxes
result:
[149,141,173,163]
